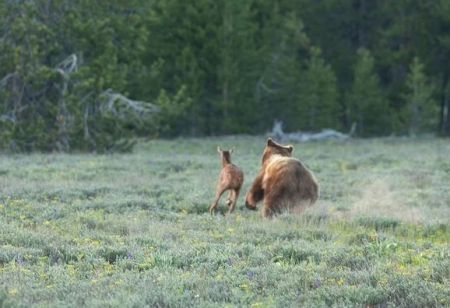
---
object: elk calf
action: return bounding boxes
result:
[209,147,244,215]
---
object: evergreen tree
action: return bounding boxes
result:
[348,48,391,136]
[375,0,436,120]
[0,1,158,152]
[254,6,310,131]
[297,47,340,131]
[216,0,260,134]
[402,57,437,135]
[433,0,450,136]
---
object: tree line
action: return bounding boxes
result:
[0,0,449,152]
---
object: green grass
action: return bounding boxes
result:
[0,136,449,307]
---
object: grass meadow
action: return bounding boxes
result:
[0,136,449,307]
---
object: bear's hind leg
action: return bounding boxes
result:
[261,205,274,218]
[261,189,284,218]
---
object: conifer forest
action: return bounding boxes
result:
[1,1,449,151]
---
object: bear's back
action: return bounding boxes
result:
[262,155,318,201]
[263,156,305,181]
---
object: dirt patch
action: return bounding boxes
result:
[346,179,424,223]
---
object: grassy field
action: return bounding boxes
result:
[0,136,449,307]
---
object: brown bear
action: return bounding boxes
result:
[245,138,319,218]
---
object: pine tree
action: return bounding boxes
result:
[402,57,437,135]
[433,0,450,136]
[297,47,340,131]
[348,48,391,136]
[216,0,260,134]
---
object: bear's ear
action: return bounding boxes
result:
[217,146,222,153]
[267,138,276,147]
[287,145,293,153]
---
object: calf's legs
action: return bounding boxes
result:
[227,188,240,214]
[209,188,227,214]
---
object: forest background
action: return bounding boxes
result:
[1,0,449,152]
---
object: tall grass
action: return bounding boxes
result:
[0,137,449,307]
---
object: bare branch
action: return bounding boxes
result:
[0,114,16,123]
[99,89,160,119]
[0,72,19,88]
[56,54,78,75]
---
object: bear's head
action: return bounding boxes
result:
[261,138,293,164]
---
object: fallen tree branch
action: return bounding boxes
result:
[268,120,354,142]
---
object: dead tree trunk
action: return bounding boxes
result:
[440,73,449,136]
